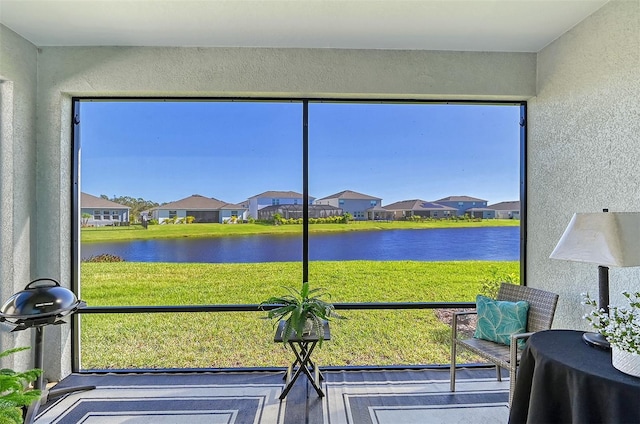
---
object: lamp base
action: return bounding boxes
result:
[582,332,611,350]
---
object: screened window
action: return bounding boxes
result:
[74,99,523,370]
[78,99,303,307]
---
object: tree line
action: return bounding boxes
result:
[100,195,160,222]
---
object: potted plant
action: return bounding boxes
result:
[260,282,344,346]
[583,291,640,377]
[0,347,42,424]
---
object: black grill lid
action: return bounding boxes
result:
[0,278,83,321]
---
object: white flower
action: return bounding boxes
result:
[583,291,640,355]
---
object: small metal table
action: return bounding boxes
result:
[274,320,330,400]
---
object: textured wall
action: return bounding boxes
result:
[34,46,536,99]
[0,25,38,371]
[528,0,640,330]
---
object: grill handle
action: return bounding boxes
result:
[25,278,61,290]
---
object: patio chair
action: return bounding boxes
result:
[449,283,559,406]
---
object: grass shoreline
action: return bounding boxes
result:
[81,219,520,242]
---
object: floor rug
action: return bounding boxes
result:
[34,368,509,424]
[323,368,509,424]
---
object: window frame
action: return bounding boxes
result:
[70,97,527,371]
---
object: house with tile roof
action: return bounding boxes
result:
[383,199,458,220]
[434,196,489,216]
[246,190,315,221]
[489,201,521,220]
[151,194,246,224]
[81,192,130,227]
[314,190,382,221]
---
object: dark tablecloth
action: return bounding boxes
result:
[509,329,640,424]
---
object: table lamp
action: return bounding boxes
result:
[549,211,640,349]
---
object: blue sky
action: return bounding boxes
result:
[80,100,521,206]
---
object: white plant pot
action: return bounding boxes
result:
[612,346,640,378]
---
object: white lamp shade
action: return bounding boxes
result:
[550,212,640,267]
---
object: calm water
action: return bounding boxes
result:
[81,227,520,263]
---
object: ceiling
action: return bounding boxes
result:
[0,0,609,52]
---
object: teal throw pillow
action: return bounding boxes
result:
[474,295,529,348]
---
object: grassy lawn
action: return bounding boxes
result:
[81,219,520,242]
[80,260,519,369]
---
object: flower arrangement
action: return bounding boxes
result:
[582,291,640,355]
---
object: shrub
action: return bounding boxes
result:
[479,265,520,299]
[82,254,125,263]
[0,347,42,424]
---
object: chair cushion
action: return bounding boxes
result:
[474,295,529,347]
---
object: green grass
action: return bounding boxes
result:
[81,219,520,242]
[80,260,519,369]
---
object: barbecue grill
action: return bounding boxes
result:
[1,278,84,330]
[0,278,93,423]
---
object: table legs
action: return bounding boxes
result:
[280,340,324,399]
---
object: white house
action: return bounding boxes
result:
[80,192,130,227]
[151,194,246,224]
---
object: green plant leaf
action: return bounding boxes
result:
[0,347,41,423]
[261,282,344,346]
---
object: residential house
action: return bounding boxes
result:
[314,190,382,221]
[80,192,130,227]
[151,194,246,224]
[246,191,315,221]
[435,196,489,216]
[366,205,394,221]
[384,200,458,220]
[490,201,521,220]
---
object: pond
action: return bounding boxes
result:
[81,227,520,263]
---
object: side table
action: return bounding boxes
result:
[509,329,640,423]
[274,320,330,400]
